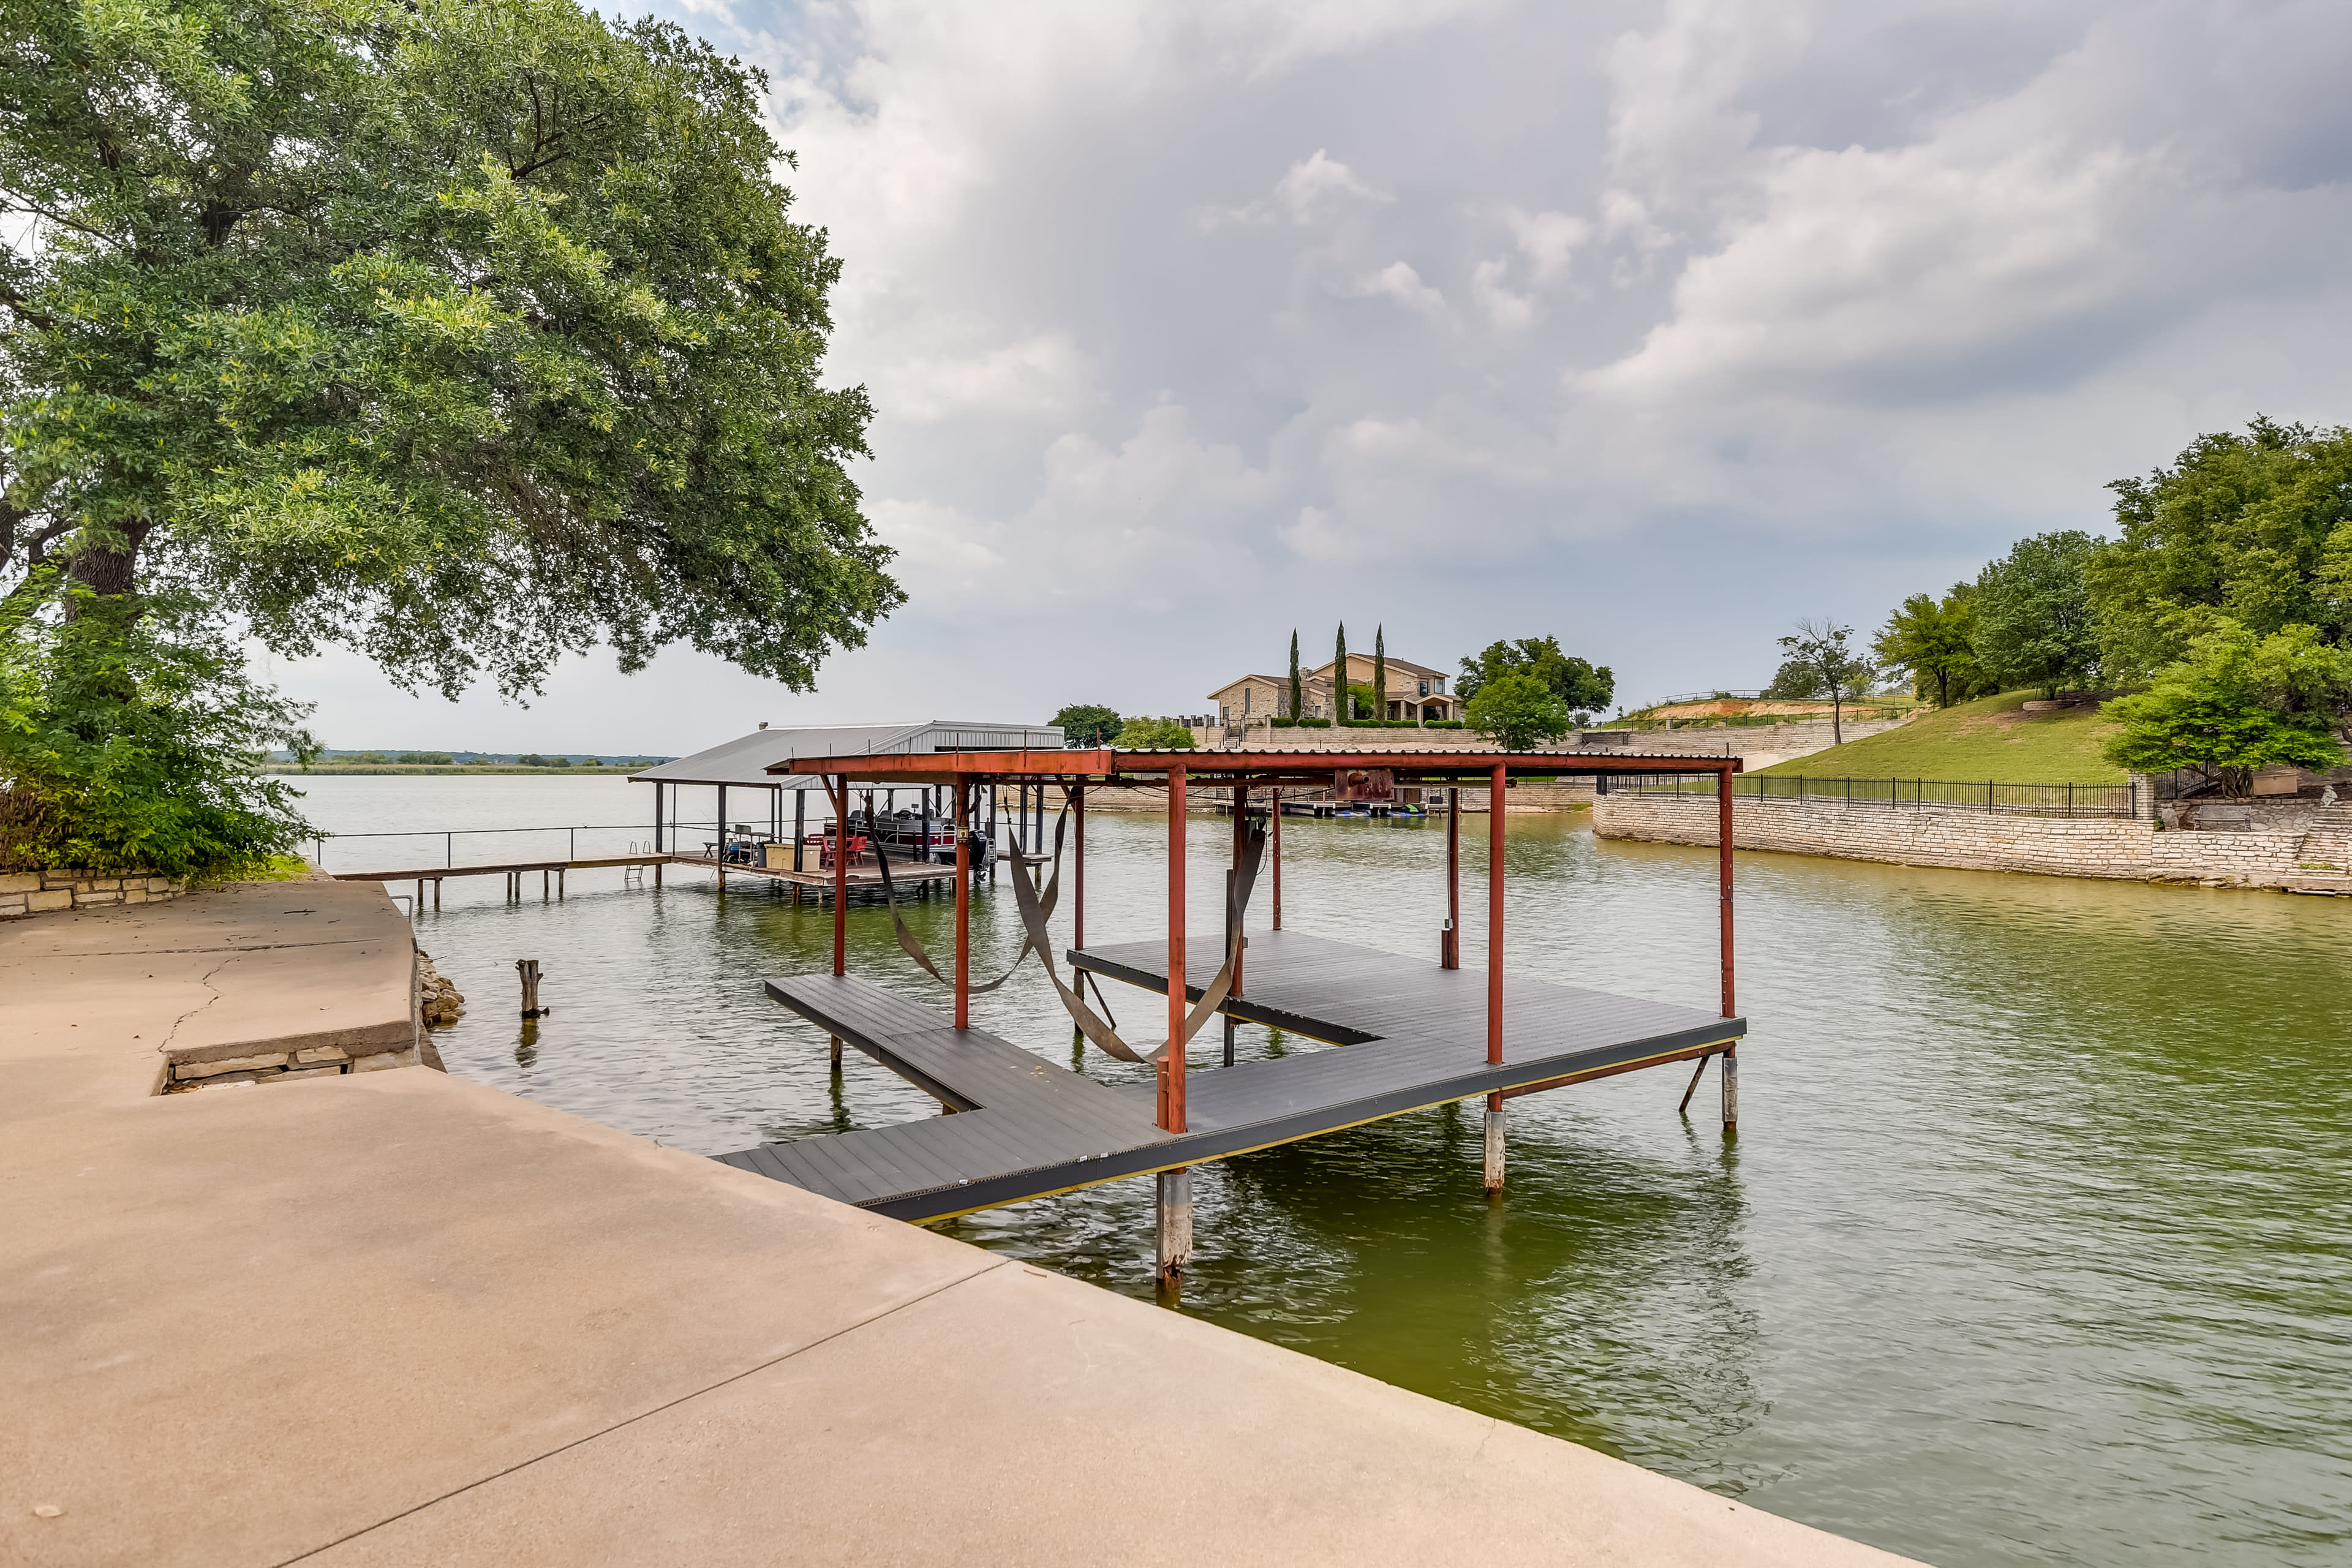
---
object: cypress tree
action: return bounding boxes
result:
[1373,625,1387,726]
[1288,630,1302,720]
[1333,622,1348,722]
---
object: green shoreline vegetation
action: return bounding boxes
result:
[1750,692,2125,785]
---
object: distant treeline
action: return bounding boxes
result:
[267,750,673,767]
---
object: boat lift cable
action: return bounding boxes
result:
[1006,796,1267,1066]
[868,804,1057,997]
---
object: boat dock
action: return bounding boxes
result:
[707,743,1747,1278]
[718,928,1742,1220]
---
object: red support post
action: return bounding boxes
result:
[1444,784,1461,969]
[954,776,971,1030]
[830,775,848,976]
[1719,764,1736,1019]
[1487,763,1505,1068]
[1072,782,1086,951]
[1719,763,1738,1129]
[1231,782,1248,997]
[1161,763,1188,1134]
[1270,786,1283,930]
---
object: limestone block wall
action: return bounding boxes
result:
[2144,829,2312,882]
[1590,793,2331,888]
[0,869,189,920]
[1594,793,2156,878]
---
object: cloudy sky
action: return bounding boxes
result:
[282,0,2352,752]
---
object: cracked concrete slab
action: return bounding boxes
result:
[0,881,415,1118]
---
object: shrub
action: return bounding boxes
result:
[1114,716,1196,749]
[0,582,315,876]
[2103,619,2349,794]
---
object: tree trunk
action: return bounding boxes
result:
[61,522,152,617]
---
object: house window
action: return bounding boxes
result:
[1244,688,1253,715]
[1418,679,1429,697]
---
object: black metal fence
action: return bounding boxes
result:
[1607,773,2142,818]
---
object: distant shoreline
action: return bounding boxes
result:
[263,766,646,777]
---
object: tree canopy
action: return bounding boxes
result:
[1872,587,1992,708]
[1113,715,1194,749]
[1457,636,1612,714]
[0,0,896,699]
[1973,531,2100,698]
[2102,619,2350,794]
[1050,704,1122,748]
[1463,670,1572,750]
[1773,618,1868,742]
[2088,417,2352,688]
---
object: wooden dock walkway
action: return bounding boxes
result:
[716,930,1744,1221]
[668,852,959,893]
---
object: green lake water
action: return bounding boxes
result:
[300,775,2352,1567]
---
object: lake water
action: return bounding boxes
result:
[296,774,2352,1567]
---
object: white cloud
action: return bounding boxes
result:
[1471,258,1536,328]
[1204,148,1390,228]
[273,0,2352,747]
[869,326,1091,422]
[1348,260,1447,316]
[1501,207,1591,283]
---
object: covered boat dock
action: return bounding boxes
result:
[628,719,1061,897]
[716,745,1745,1282]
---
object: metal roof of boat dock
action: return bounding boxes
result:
[631,720,1065,789]
[761,745,1744,783]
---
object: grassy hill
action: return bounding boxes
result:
[1749,692,2123,784]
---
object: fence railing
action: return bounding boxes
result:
[1605,773,2141,818]
[312,821,682,870]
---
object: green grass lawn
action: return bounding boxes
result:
[1749,691,2123,784]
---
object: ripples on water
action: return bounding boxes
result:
[301,775,2352,1567]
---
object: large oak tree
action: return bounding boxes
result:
[1,0,899,699]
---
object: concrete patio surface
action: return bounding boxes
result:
[2,884,1924,1567]
[0,880,416,1119]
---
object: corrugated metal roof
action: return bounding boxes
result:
[630,720,1065,788]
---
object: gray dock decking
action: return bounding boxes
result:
[716,930,1744,1221]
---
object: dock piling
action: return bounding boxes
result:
[1157,1168,1193,1282]
[517,959,546,1018]
[1721,1047,1739,1131]
[1483,1099,1506,1193]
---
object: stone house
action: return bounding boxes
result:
[1209,654,1460,726]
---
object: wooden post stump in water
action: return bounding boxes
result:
[1721,1047,1738,1132]
[1483,1098,1506,1193]
[829,1035,843,1069]
[1156,1168,1192,1283]
[516,959,547,1019]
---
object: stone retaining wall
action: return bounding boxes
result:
[0,869,189,919]
[1592,793,2328,888]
